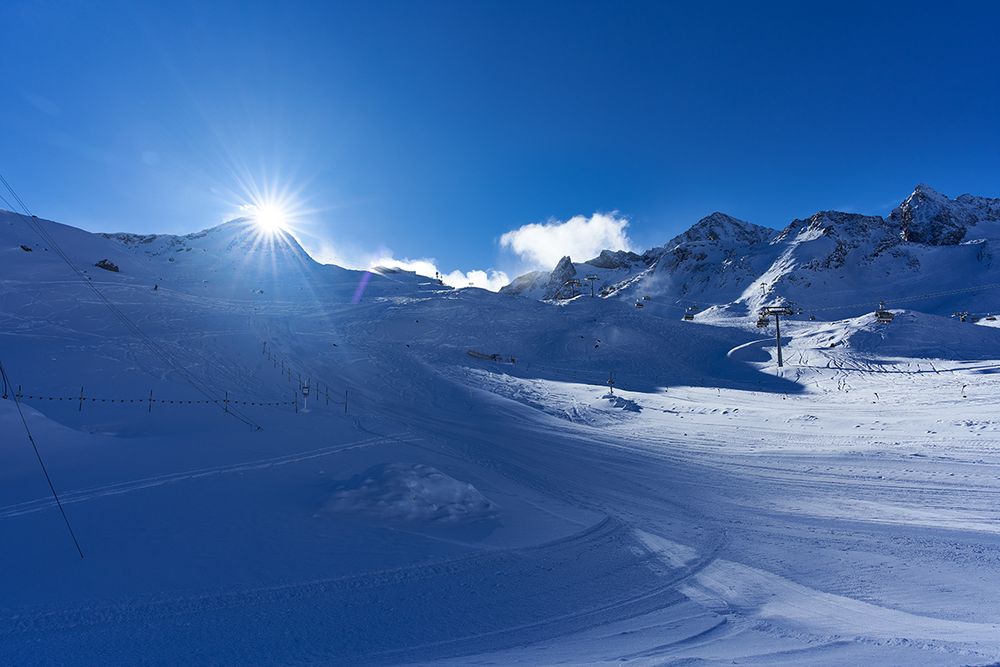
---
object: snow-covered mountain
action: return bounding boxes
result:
[3,212,433,305]
[502,185,1000,320]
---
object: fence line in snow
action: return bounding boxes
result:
[3,386,348,415]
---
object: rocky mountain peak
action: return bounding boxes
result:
[889,185,1000,245]
[777,210,890,243]
[665,212,773,250]
[585,249,647,270]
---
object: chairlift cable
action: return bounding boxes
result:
[0,361,85,559]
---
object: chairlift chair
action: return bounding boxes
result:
[756,313,770,328]
[874,301,894,324]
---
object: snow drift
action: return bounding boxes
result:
[323,463,499,523]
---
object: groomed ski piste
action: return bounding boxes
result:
[2,210,1000,665]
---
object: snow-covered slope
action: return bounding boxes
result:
[504,186,1000,321]
[4,207,1000,665]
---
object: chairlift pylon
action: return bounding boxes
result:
[555,278,583,299]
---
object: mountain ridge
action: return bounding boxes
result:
[500,185,1000,318]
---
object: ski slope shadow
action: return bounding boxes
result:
[0,518,721,665]
[489,326,804,396]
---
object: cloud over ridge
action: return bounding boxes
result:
[371,256,510,292]
[499,212,635,270]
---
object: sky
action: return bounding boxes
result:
[2,0,999,288]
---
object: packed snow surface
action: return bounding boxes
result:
[3,203,1000,665]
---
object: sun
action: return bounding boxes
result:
[227,175,308,243]
[252,203,288,234]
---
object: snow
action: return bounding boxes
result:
[3,202,1000,665]
[323,463,499,523]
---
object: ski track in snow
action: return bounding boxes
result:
[0,433,421,519]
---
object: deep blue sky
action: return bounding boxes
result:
[2,0,999,279]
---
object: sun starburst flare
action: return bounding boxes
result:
[248,202,289,235]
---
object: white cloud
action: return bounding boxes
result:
[370,255,510,292]
[499,212,635,270]
[304,237,510,293]
[444,268,510,291]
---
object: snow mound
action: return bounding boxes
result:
[324,463,499,523]
[604,393,641,412]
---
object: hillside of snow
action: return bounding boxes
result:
[503,185,1000,323]
[3,207,1000,665]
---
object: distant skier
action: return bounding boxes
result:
[153,283,159,291]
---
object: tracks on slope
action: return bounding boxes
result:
[0,433,421,519]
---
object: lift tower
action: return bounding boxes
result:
[760,306,794,367]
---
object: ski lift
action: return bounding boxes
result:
[635,301,645,309]
[953,311,969,322]
[642,295,651,301]
[874,301,894,324]
[683,305,699,321]
[556,278,583,299]
[756,312,770,328]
